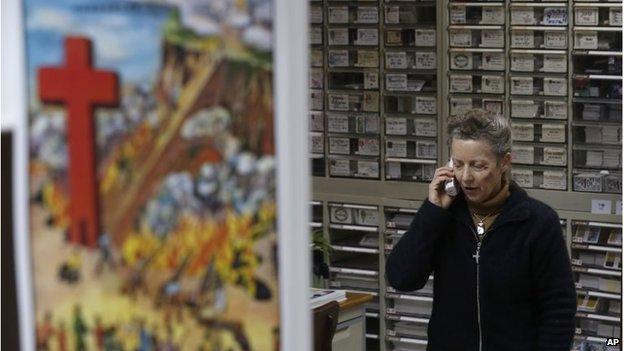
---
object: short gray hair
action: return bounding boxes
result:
[447,109,512,159]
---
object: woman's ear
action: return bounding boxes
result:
[501,152,512,172]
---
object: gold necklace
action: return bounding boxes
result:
[472,209,501,236]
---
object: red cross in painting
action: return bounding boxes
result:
[38,37,119,248]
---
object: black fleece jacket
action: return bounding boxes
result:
[386,182,577,351]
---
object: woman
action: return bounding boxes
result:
[386,109,576,351]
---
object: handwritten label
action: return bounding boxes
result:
[544,31,567,49]
[357,7,378,24]
[450,75,473,93]
[386,51,407,69]
[415,52,436,69]
[328,7,349,24]
[481,52,504,71]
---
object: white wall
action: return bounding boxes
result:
[1,0,36,349]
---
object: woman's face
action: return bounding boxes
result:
[451,138,511,205]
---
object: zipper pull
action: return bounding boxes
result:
[472,242,481,265]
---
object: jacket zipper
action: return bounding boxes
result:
[467,223,497,351]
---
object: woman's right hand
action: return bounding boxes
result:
[428,166,456,209]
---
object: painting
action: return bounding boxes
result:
[25,0,278,349]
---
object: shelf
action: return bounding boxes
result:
[331,245,380,254]
[386,313,430,324]
[386,336,428,345]
[329,223,379,232]
[575,312,621,322]
[571,243,622,253]
[576,288,621,300]
[572,265,622,277]
[386,293,434,302]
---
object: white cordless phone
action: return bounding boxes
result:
[444,159,459,196]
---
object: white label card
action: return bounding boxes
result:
[512,31,535,48]
[329,50,349,67]
[356,51,378,68]
[450,6,467,24]
[385,6,399,24]
[310,27,323,45]
[363,93,379,112]
[481,53,505,71]
[328,28,349,45]
[311,90,323,110]
[513,169,534,188]
[544,101,567,119]
[310,134,324,154]
[575,32,598,49]
[310,112,324,132]
[357,138,379,156]
[544,8,568,26]
[482,7,504,24]
[386,52,408,69]
[576,8,598,26]
[386,74,408,91]
[540,124,566,143]
[481,30,504,47]
[415,30,436,47]
[512,54,535,72]
[330,159,351,176]
[386,139,408,158]
[610,8,622,26]
[543,78,567,96]
[328,7,349,24]
[386,162,402,179]
[356,29,378,46]
[417,141,437,159]
[386,118,407,135]
[542,147,567,166]
[512,8,535,25]
[512,100,539,118]
[357,7,378,24]
[450,75,473,93]
[329,137,350,154]
[310,7,323,24]
[511,77,534,95]
[591,199,612,215]
[513,145,535,164]
[450,98,473,116]
[451,52,473,70]
[451,30,472,47]
[416,96,437,115]
[542,55,566,73]
[329,94,349,111]
[544,31,567,49]
[512,123,535,141]
[328,114,350,133]
[415,52,436,69]
[414,119,437,137]
[357,161,379,178]
[311,49,323,67]
[364,72,379,90]
[481,76,504,94]
[309,69,323,89]
[542,171,566,190]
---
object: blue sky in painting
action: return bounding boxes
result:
[24,0,172,98]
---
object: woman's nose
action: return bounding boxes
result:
[462,167,474,182]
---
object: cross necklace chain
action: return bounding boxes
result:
[472,209,501,236]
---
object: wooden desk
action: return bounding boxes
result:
[333,293,373,350]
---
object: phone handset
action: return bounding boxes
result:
[444,159,459,196]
